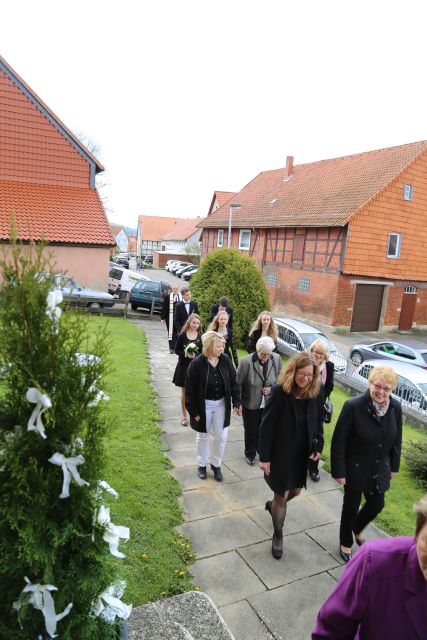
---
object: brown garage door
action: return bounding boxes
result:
[351,284,384,331]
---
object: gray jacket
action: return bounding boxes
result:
[236,352,281,410]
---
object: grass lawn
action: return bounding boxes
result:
[86,316,194,606]
[237,347,426,536]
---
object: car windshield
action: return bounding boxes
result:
[418,383,427,393]
[300,332,335,352]
[133,281,158,292]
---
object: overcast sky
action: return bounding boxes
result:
[2,1,427,229]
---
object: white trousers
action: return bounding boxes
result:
[196,398,229,467]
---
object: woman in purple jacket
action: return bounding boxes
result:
[312,494,427,639]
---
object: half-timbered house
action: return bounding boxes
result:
[200,142,427,331]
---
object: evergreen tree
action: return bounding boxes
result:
[190,248,271,345]
[0,239,130,639]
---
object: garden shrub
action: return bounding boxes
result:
[404,440,427,490]
[190,248,270,346]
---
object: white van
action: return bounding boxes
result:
[108,264,150,298]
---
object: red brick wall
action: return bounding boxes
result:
[331,276,355,327]
[0,69,90,187]
[345,150,427,281]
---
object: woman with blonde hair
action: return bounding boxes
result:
[208,310,239,368]
[307,339,335,482]
[246,311,279,353]
[259,352,324,559]
[331,365,402,563]
[185,331,241,482]
[173,313,202,426]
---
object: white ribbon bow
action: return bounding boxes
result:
[46,288,63,323]
[48,453,89,499]
[91,582,132,623]
[13,577,73,639]
[98,480,119,498]
[97,505,130,558]
[88,388,110,407]
[26,388,52,439]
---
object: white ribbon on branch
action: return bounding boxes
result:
[97,505,130,558]
[26,388,52,439]
[88,387,110,407]
[91,582,132,623]
[98,480,119,498]
[46,288,63,324]
[48,453,89,499]
[13,577,73,639]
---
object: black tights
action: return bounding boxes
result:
[271,488,301,536]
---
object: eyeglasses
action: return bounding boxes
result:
[371,383,393,393]
[296,372,314,380]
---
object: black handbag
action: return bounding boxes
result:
[324,397,333,423]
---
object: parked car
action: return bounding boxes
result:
[40,274,115,309]
[274,317,347,372]
[175,264,195,277]
[351,359,427,413]
[129,280,171,312]
[143,255,153,265]
[181,267,198,281]
[108,265,150,298]
[165,259,177,271]
[114,255,129,269]
[170,261,192,274]
[350,339,427,369]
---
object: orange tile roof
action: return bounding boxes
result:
[162,217,202,241]
[110,224,125,236]
[201,141,427,228]
[138,215,182,241]
[0,180,115,245]
[207,191,236,216]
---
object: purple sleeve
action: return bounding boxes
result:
[312,546,371,639]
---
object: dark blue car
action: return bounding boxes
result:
[129,280,171,312]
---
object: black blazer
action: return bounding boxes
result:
[331,391,402,493]
[322,360,335,401]
[173,300,199,333]
[185,353,241,432]
[210,304,233,330]
[246,329,279,354]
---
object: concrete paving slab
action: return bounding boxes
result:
[238,531,338,590]
[217,477,270,510]
[305,521,344,563]
[163,429,196,449]
[222,439,248,461]
[177,511,267,559]
[171,465,241,490]
[219,600,274,640]
[155,383,180,398]
[308,488,344,520]
[226,424,245,442]
[159,402,184,421]
[181,489,232,521]
[159,419,187,435]
[249,573,336,640]
[168,446,197,468]
[224,457,264,480]
[328,565,345,581]
[191,550,266,607]
[305,470,340,494]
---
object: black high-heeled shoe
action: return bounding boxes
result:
[272,532,283,559]
[265,500,272,515]
[340,548,352,563]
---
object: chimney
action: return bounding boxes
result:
[284,155,294,181]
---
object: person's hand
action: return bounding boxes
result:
[261,387,271,396]
[259,461,270,475]
[194,415,200,421]
[309,452,321,461]
[335,477,346,485]
[233,406,242,416]
[390,471,397,479]
[161,319,165,324]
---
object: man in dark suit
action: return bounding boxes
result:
[161,283,181,353]
[210,296,233,330]
[174,287,199,334]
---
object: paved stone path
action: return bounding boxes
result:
[130,315,383,640]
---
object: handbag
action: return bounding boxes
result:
[324,397,333,423]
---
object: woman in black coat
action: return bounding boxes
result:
[185,331,241,482]
[307,339,335,482]
[173,313,202,426]
[259,352,324,559]
[246,310,279,354]
[331,365,402,563]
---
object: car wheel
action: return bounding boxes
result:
[350,351,363,366]
[88,302,102,309]
[131,303,138,311]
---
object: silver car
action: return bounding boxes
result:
[351,359,427,413]
[274,317,347,372]
[349,339,427,369]
[48,274,115,309]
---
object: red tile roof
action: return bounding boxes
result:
[138,215,182,241]
[162,217,202,241]
[201,141,427,228]
[110,224,125,237]
[207,191,236,216]
[0,181,115,245]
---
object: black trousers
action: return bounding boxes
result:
[308,458,319,475]
[339,485,385,548]
[242,407,263,458]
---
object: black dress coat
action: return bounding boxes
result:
[210,304,233,330]
[331,391,402,493]
[185,353,241,433]
[173,300,199,333]
[259,384,324,493]
[322,360,335,400]
[172,332,202,387]
[246,329,279,354]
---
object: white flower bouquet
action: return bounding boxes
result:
[184,342,199,357]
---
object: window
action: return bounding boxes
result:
[239,230,251,250]
[387,233,402,258]
[217,229,224,247]
[298,277,310,293]
[404,285,417,294]
[266,273,277,286]
[403,184,413,201]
